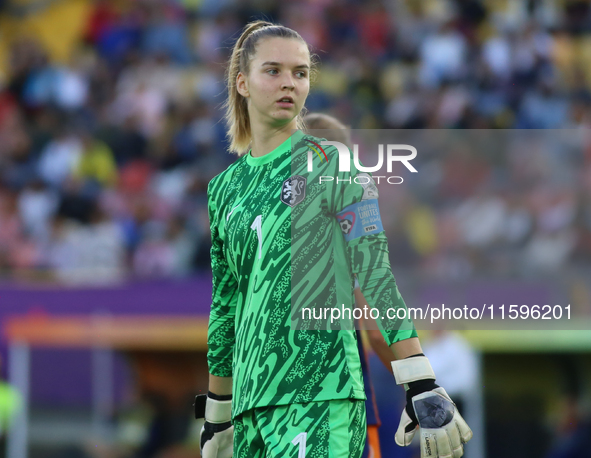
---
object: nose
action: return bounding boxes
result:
[281,74,295,90]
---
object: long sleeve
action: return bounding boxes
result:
[207,180,238,377]
[327,159,417,346]
[348,232,417,345]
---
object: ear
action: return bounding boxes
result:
[236,72,249,98]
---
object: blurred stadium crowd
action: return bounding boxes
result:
[1,0,591,284]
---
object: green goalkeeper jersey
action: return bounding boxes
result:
[207,130,417,419]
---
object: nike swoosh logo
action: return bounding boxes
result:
[227,204,240,221]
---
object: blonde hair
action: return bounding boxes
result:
[224,21,317,155]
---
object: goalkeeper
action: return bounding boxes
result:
[196,20,473,458]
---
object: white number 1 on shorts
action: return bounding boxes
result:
[291,432,307,458]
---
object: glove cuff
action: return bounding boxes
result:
[206,394,232,424]
[391,355,436,389]
[194,392,232,423]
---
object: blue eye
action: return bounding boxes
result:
[267,68,278,75]
[295,71,307,78]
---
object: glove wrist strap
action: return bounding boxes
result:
[203,420,232,433]
[391,355,436,390]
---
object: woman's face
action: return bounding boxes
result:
[238,37,310,128]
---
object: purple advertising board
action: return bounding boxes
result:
[0,277,213,407]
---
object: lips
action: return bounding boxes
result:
[276,96,294,108]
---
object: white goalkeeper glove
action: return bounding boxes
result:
[391,354,473,458]
[194,392,234,458]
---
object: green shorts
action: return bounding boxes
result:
[233,399,367,458]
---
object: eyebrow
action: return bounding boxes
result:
[261,61,310,69]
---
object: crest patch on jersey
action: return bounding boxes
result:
[281,175,307,207]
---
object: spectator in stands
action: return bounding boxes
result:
[74,131,119,190]
[0,0,589,286]
[37,126,82,189]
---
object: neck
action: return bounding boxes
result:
[249,118,298,158]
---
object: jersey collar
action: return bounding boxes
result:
[246,130,304,166]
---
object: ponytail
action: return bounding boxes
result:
[224,21,316,155]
